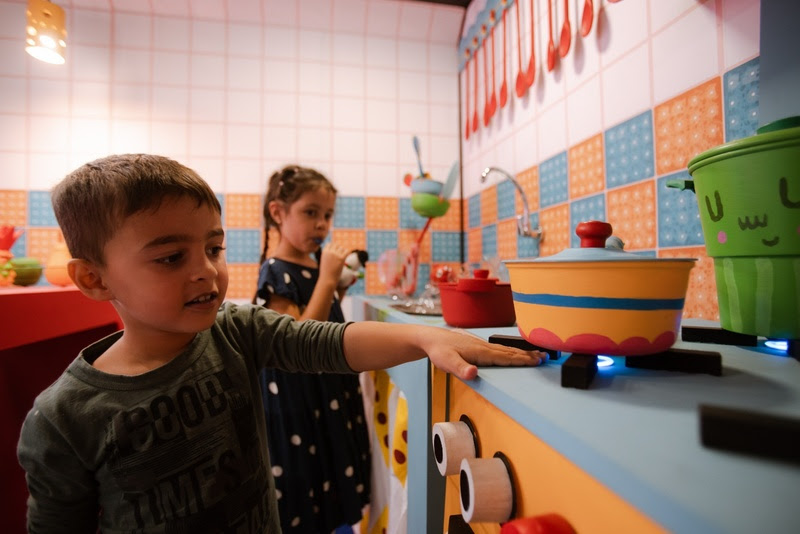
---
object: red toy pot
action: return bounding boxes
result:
[439,269,516,328]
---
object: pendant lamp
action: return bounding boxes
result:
[25,0,66,65]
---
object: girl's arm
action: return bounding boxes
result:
[342,322,548,380]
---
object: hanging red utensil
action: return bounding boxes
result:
[464,50,471,140]
[482,26,491,126]
[546,0,556,71]
[472,38,479,133]
[485,17,498,124]
[514,0,526,97]
[499,5,509,108]
[523,0,536,88]
[559,0,571,57]
[580,0,593,37]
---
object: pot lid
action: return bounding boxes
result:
[688,116,800,174]
[442,268,508,291]
[512,221,696,263]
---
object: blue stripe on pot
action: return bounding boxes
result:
[511,292,685,311]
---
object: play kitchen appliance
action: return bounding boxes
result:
[670,116,800,341]
[438,268,516,328]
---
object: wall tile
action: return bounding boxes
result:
[0,190,27,225]
[497,218,517,260]
[468,194,481,229]
[226,228,261,263]
[568,133,605,200]
[604,110,655,188]
[602,44,652,130]
[334,196,365,229]
[154,17,190,51]
[607,180,657,250]
[657,172,705,248]
[431,231,460,262]
[538,204,570,257]
[480,223,497,259]
[367,230,398,260]
[721,0,760,70]
[569,193,606,248]
[538,151,568,208]
[27,191,56,227]
[517,213,540,259]
[480,185,497,226]
[723,57,759,141]
[659,246,718,320]
[400,229,430,262]
[226,194,262,228]
[467,227,481,263]
[366,197,399,230]
[331,229,367,253]
[226,263,260,300]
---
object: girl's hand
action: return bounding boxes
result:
[318,242,349,288]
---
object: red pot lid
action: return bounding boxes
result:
[453,268,508,292]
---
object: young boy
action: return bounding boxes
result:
[17,154,547,534]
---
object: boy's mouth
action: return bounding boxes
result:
[186,292,218,306]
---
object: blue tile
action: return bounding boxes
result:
[10,234,26,257]
[414,263,431,297]
[367,230,398,260]
[517,213,540,258]
[346,276,365,296]
[217,193,226,224]
[225,229,261,263]
[28,191,58,227]
[657,172,705,247]
[569,194,606,248]
[468,194,481,229]
[400,198,427,229]
[539,152,568,208]
[497,180,517,220]
[431,231,461,262]
[334,196,365,229]
[724,57,759,142]
[604,111,655,188]
[481,224,497,259]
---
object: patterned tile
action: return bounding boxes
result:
[569,193,606,248]
[26,228,61,264]
[226,263,260,300]
[217,194,226,227]
[607,180,657,250]
[539,152,569,208]
[346,275,366,296]
[517,213,540,258]
[497,179,517,221]
[723,57,759,142]
[481,223,497,259]
[497,218,517,260]
[365,263,384,295]
[432,231,462,262]
[331,229,367,253]
[568,134,605,200]
[399,229,431,263]
[225,194,262,228]
[334,196,365,229]
[414,263,430,297]
[654,78,724,175]
[657,172,704,248]
[658,246,718,320]
[431,197,462,231]
[516,166,539,213]
[539,205,570,257]
[400,198,428,230]
[467,227,482,263]
[605,111,655,188]
[366,230,398,260]
[225,229,261,263]
[367,197,399,229]
[28,191,58,227]
[0,190,27,226]
[468,194,481,229]
[480,185,497,227]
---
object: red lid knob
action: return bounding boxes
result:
[472,269,490,279]
[500,514,576,534]
[575,221,613,248]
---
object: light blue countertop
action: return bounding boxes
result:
[354,296,800,534]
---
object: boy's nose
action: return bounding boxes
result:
[193,254,218,280]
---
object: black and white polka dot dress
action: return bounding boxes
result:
[256,258,371,533]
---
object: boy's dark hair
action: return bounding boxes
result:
[52,154,221,266]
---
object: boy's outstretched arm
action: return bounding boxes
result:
[342,322,548,380]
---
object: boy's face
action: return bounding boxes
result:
[96,195,228,339]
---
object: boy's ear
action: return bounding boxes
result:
[68,259,113,301]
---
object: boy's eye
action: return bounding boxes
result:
[156,252,183,265]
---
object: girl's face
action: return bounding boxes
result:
[272,187,336,260]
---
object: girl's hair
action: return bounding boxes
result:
[257,165,337,266]
[52,154,220,266]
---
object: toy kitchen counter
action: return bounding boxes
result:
[350,295,800,534]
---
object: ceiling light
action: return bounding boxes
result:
[25,0,66,65]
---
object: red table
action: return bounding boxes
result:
[0,286,122,533]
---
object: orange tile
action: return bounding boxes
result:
[0,190,27,226]
[497,218,517,260]
[331,229,367,252]
[568,134,605,200]
[468,228,482,263]
[516,166,539,213]
[226,263,260,300]
[225,194,263,228]
[366,197,399,229]
[432,198,462,231]
[539,205,570,257]
[365,263,389,295]
[658,246,719,320]
[654,77,723,175]
[28,228,62,264]
[607,180,657,250]
[480,185,497,227]
[399,229,431,263]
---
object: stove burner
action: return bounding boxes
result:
[681,325,757,346]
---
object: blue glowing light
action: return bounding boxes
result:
[765,339,789,352]
[597,356,614,368]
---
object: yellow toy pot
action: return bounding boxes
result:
[505,221,696,356]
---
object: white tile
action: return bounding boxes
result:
[531,56,565,112]
[152,86,189,121]
[191,89,225,122]
[28,152,69,190]
[153,51,189,85]
[429,73,457,104]
[0,3,23,39]
[513,119,538,173]
[366,99,397,131]
[333,0,369,33]
[298,62,332,95]
[721,0,760,69]
[0,114,27,152]
[331,162,366,196]
[0,76,26,114]
[111,0,152,14]
[263,59,297,92]
[263,0,297,26]
[191,54,225,88]
[536,99,567,161]
[366,131,397,164]
[0,152,26,189]
[228,57,262,90]
[430,5,465,45]
[189,0,227,21]
[69,0,111,10]
[397,40,427,71]
[495,133,517,175]
[366,1,401,37]
[297,94,331,127]
[332,96,365,129]
[566,75,602,145]
[430,103,459,136]
[226,124,260,158]
[263,92,297,125]
[28,54,69,81]
[29,80,70,116]
[70,118,110,155]
[649,0,700,33]
[563,26,601,92]
[225,158,263,194]
[365,162,401,197]
[114,13,152,48]
[1,39,28,76]
[430,43,458,76]
[365,36,397,69]
[298,29,331,62]
[332,130,365,162]
[428,135,459,167]
[188,123,224,157]
[297,127,332,161]
[264,27,298,60]
[366,68,396,100]
[397,101,428,134]
[111,84,150,119]
[398,2,432,40]
[151,0,192,18]
[70,45,111,82]
[192,20,226,54]
[187,156,225,190]
[651,1,718,104]
[333,33,365,66]
[227,0,264,24]
[602,43,651,129]
[111,119,151,154]
[153,16,190,51]
[71,10,112,46]
[332,65,365,98]
[113,49,152,84]
[228,23,263,58]
[595,0,648,66]
[151,120,188,158]
[298,0,332,31]
[262,125,297,160]
[227,90,262,124]
[72,82,110,118]
[398,71,428,102]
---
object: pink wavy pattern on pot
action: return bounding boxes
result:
[519,327,678,356]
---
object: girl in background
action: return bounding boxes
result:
[254,165,370,533]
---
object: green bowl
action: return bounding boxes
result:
[411,193,450,218]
